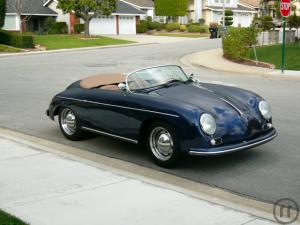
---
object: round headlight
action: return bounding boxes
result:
[259,101,272,120]
[200,113,216,135]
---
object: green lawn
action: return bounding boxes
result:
[153,33,209,38]
[0,209,28,225]
[0,44,22,53]
[33,35,134,50]
[248,43,300,70]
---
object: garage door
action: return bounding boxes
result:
[119,16,136,35]
[89,16,117,35]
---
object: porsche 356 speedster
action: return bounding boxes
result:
[46,65,277,167]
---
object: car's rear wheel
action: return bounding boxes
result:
[147,121,181,168]
[59,107,86,141]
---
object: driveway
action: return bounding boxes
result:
[102,34,206,44]
[0,38,299,207]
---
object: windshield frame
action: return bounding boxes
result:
[125,65,189,93]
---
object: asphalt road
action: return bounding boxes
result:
[0,38,299,206]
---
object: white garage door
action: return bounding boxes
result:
[238,13,251,27]
[119,16,136,34]
[89,16,117,35]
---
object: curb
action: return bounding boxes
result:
[181,48,300,80]
[0,42,154,58]
[0,126,291,224]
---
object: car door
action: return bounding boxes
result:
[82,89,135,141]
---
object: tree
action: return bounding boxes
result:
[58,0,117,36]
[262,15,274,30]
[287,14,298,29]
[7,0,33,34]
[155,0,188,21]
[0,0,5,28]
[224,9,233,26]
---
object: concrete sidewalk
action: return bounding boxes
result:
[183,48,300,79]
[0,131,281,225]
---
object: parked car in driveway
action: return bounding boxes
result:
[47,65,277,167]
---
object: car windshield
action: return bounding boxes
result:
[127,65,189,91]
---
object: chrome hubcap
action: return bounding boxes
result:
[61,108,76,135]
[150,127,174,161]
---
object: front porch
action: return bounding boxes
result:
[21,15,57,33]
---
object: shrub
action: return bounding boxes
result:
[222,27,258,61]
[156,23,165,31]
[179,25,187,32]
[43,17,55,32]
[262,16,274,31]
[165,22,180,31]
[74,23,84,34]
[0,30,34,48]
[48,22,68,34]
[188,24,200,33]
[146,16,152,22]
[136,20,148,33]
[147,21,161,30]
[199,18,205,25]
[199,25,209,33]
[225,9,233,26]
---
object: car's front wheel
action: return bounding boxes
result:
[59,107,86,141]
[147,121,182,168]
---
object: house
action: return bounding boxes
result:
[3,0,145,35]
[188,0,258,27]
[3,0,57,32]
[45,0,145,34]
[121,0,154,19]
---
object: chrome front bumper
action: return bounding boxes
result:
[188,129,277,156]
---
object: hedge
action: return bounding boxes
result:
[0,0,5,28]
[0,30,34,48]
[74,24,84,34]
[222,27,258,60]
[155,0,188,16]
[49,22,68,34]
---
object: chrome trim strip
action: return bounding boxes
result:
[189,132,277,156]
[57,96,179,118]
[81,126,138,144]
[220,98,244,116]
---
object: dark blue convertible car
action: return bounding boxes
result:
[47,65,277,167]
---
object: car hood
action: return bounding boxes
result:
[152,82,260,116]
[152,82,265,142]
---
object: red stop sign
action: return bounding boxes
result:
[281,0,291,17]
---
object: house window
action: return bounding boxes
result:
[214,0,230,4]
[2,15,16,30]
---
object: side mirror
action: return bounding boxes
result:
[118,83,127,91]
